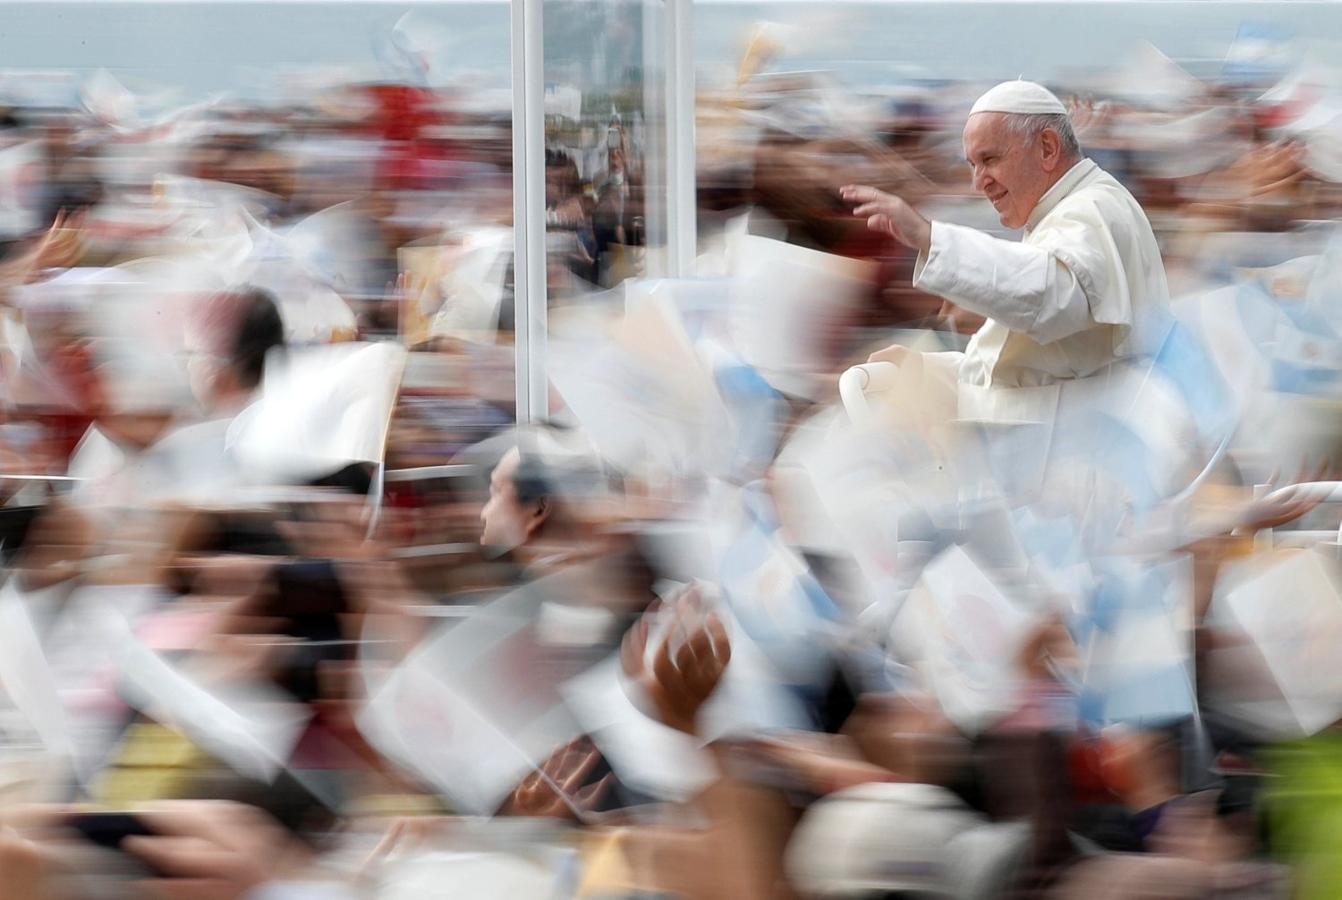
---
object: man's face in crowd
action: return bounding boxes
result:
[479,448,544,551]
[962,112,1056,230]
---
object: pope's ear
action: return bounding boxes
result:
[1039,128,1064,171]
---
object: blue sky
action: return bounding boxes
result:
[0,2,1334,103]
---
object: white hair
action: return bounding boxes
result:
[1001,112,1083,160]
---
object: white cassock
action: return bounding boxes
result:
[910,157,1170,426]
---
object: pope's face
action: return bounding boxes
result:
[962,112,1053,230]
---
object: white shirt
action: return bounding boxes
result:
[910,158,1170,422]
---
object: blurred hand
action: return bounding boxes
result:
[620,589,732,734]
[125,801,308,900]
[30,209,85,274]
[1247,141,1306,198]
[1238,488,1325,534]
[1235,460,1330,534]
[0,210,85,288]
[840,184,932,254]
[1015,613,1078,682]
[0,827,55,900]
[499,736,612,820]
[866,342,915,367]
[1207,140,1306,202]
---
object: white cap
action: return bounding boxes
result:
[785,782,978,896]
[785,781,1031,899]
[970,80,1068,117]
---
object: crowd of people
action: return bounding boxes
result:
[3,21,1342,900]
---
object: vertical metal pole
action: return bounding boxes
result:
[640,0,666,278]
[511,0,548,423]
[665,0,697,277]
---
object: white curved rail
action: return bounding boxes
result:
[838,361,899,427]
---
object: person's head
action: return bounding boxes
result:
[185,286,285,412]
[479,446,552,552]
[962,81,1083,229]
[478,429,613,555]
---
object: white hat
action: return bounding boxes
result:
[786,782,969,896]
[970,80,1068,117]
[785,782,1031,898]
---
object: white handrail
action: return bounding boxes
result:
[838,361,899,428]
[0,475,83,482]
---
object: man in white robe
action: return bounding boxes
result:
[842,80,1170,426]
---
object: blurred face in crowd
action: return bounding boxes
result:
[480,448,548,551]
[962,111,1068,229]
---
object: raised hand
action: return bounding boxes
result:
[31,209,86,273]
[0,209,86,288]
[620,588,732,735]
[500,736,613,820]
[1236,459,1331,535]
[839,184,932,254]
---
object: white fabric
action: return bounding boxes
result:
[229,341,407,480]
[114,611,312,783]
[357,582,587,817]
[375,849,576,900]
[1211,549,1342,737]
[0,580,75,765]
[969,80,1067,117]
[139,416,248,505]
[890,545,1040,734]
[562,657,719,802]
[786,783,991,897]
[912,158,1170,424]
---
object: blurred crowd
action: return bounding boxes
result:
[7,20,1342,900]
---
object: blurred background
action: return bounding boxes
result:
[3,1,1342,898]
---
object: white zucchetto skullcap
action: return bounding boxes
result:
[969,80,1068,117]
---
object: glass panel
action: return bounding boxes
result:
[541,0,668,304]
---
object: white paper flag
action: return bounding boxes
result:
[358,585,586,816]
[893,546,1041,734]
[112,616,311,782]
[229,341,407,480]
[562,658,717,803]
[0,580,75,766]
[1215,549,1342,736]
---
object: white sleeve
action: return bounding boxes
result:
[911,221,1094,345]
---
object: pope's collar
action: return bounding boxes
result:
[1025,157,1097,233]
